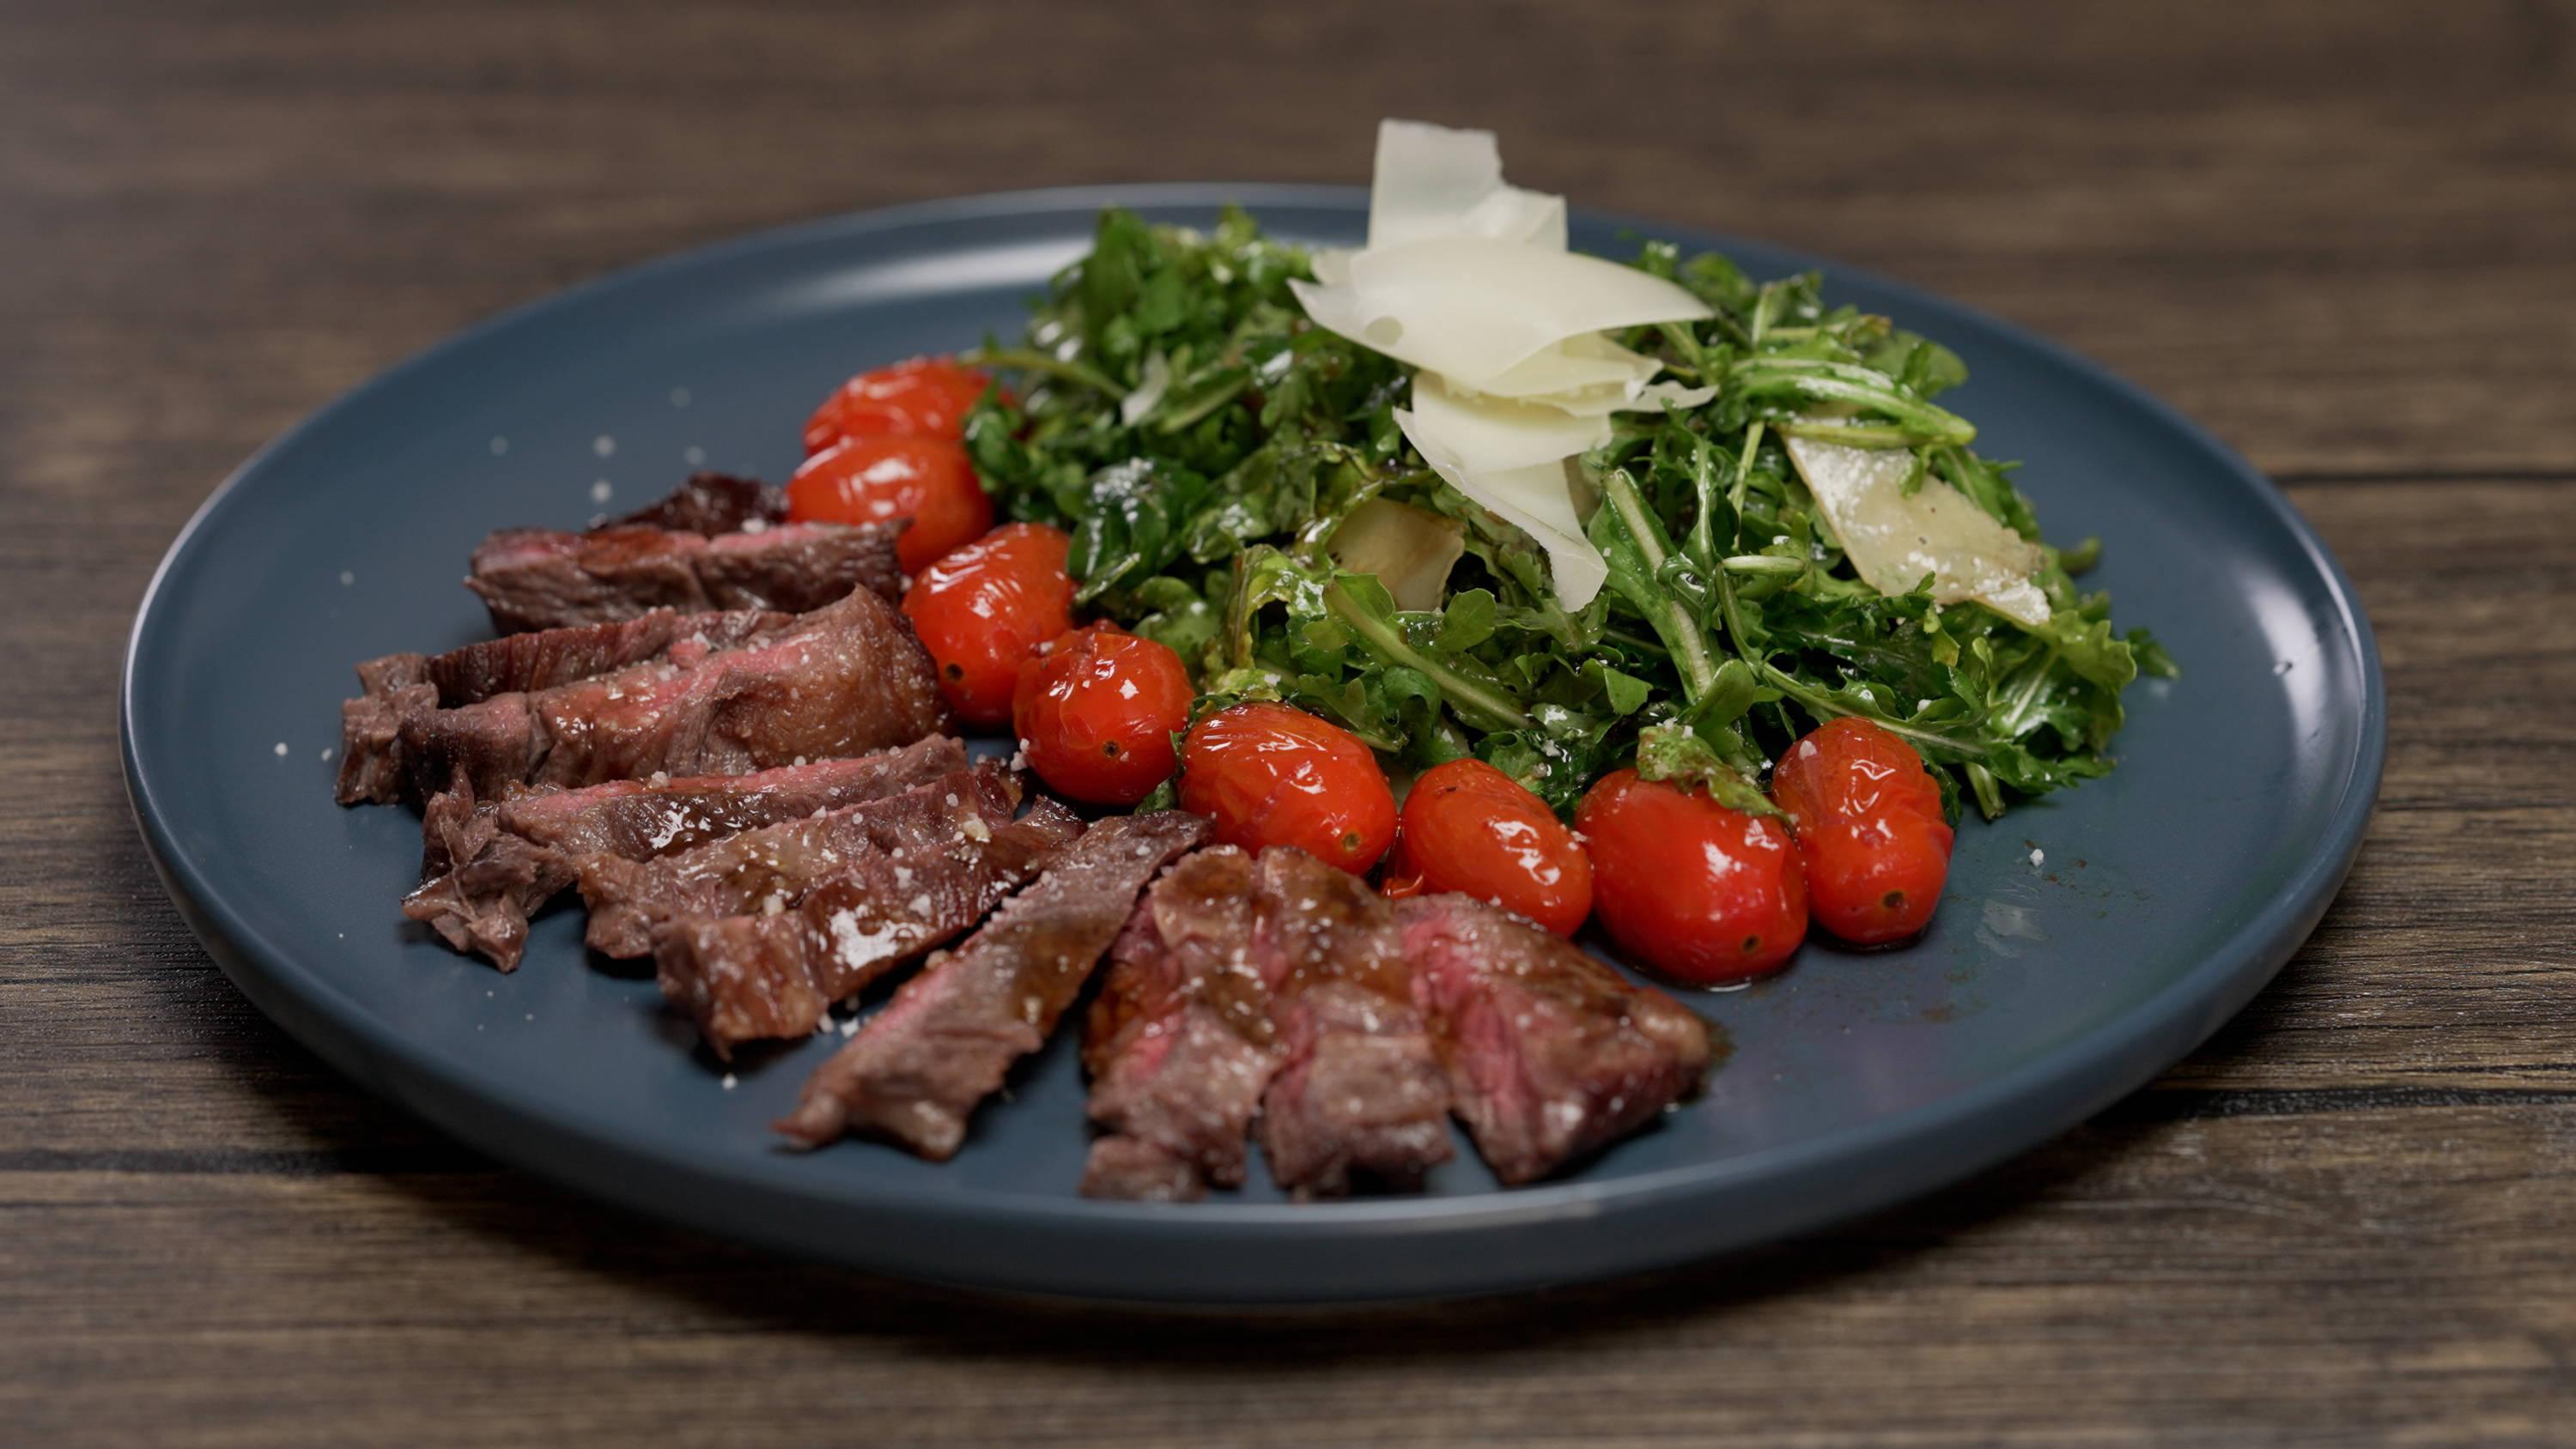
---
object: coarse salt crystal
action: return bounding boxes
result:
[2029,848,2045,868]
[272,742,288,757]
[590,479,613,503]
[721,1074,738,1090]
[593,434,617,457]
[338,570,354,586]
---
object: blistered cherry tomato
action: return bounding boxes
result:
[1392,759,1593,936]
[1179,702,1396,873]
[1012,625,1194,805]
[900,524,1073,729]
[803,357,993,454]
[1769,717,1954,946]
[787,434,993,573]
[1577,767,1807,985]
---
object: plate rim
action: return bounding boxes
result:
[119,183,2386,1295]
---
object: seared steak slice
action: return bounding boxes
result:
[414,609,787,706]
[335,679,440,805]
[1397,894,1714,1185]
[467,520,900,634]
[401,737,967,971]
[347,609,788,731]
[775,812,1210,1157]
[1078,847,1278,1198]
[337,587,949,806]
[578,762,1019,959]
[404,774,562,969]
[655,797,1086,1057]
[610,473,786,536]
[355,653,432,695]
[1249,850,1454,1197]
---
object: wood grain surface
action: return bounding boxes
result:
[4,2,2572,1444]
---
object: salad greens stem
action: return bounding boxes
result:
[1722,555,1806,576]
[1774,419,1928,449]
[1321,579,1534,732]
[1754,663,1984,763]
[959,346,1122,397]
[1594,468,1720,704]
[1730,421,1765,513]
[1730,365,1975,446]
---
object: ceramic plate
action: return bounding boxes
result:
[122,187,2383,1303]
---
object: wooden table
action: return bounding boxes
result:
[7,3,2571,1442]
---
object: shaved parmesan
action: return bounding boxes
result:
[1474,333,1666,400]
[1291,237,1711,391]
[1784,433,2051,627]
[1295,119,1718,608]
[1403,373,1611,471]
[1368,118,1565,251]
[1397,385,1607,609]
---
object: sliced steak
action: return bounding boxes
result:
[1078,847,1278,1199]
[350,608,789,719]
[577,762,1020,959]
[1397,894,1714,1185]
[1249,850,1454,1197]
[610,473,786,536]
[401,737,967,971]
[337,587,949,806]
[654,797,1086,1057]
[440,609,785,706]
[467,519,900,634]
[334,679,440,805]
[775,812,1211,1158]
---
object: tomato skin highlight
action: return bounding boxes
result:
[1012,625,1194,806]
[1393,758,1593,936]
[899,524,1073,730]
[1178,702,1396,874]
[803,357,993,454]
[787,434,993,573]
[1577,767,1807,985]
[1770,717,1954,946]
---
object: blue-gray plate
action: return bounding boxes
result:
[120,187,2383,1304]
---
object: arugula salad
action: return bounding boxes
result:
[963,124,2171,828]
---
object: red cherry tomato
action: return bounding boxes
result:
[1769,717,1954,946]
[899,524,1073,729]
[1179,702,1396,873]
[1012,625,1194,805]
[804,357,994,454]
[1577,767,1807,985]
[787,434,993,573]
[1392,759,1593,936]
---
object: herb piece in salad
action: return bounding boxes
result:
[963,208,2171,819]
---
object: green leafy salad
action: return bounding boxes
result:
[962,131,2170,822]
